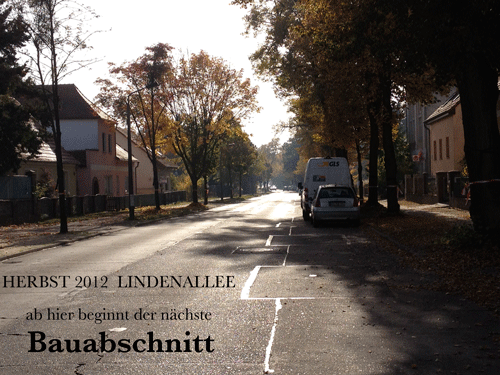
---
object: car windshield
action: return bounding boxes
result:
[318,187,354,199]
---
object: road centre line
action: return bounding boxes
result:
[241,266,261,300]
[282,245,290,266]
[241,265,325,301]
[265,235,273,246]
[264,298,282,374]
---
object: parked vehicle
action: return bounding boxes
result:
[298,157,353,220]
[311,185,360,227]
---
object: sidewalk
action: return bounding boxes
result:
[0,213,133,261]
[0,198,243,261]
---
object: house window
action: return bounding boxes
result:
[92,178,99,195]
[439,139,443,160]
[116,176,120,196]
[108,134,112,154]
[105,176,113,195]
[64,170,70,195]
[102,133,106,153]
[433,141,437,161]
[446,137,450,159]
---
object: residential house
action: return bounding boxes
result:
[115,128,177,195]
[403,94,447,175]
[57,84,136,196]
[424,91,464,176]
[424,89,500,204]
[20,136,79,196]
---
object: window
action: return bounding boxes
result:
[102,133,106,153]
[446,137,450,159]
[105,176,113,195]
[439,139,443,160]
[433,141,437,161]
[64,170,69,195]
[108,134,112,154]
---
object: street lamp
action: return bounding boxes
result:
[126,78,157,220]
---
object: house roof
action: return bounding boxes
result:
[21,118,79,165]
[56,84,115,123]
[115,127,178,170]
[116,144,138,162]
[425,90,461,125]
[25,137,79,165]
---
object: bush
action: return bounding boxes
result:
[442,223,485,249]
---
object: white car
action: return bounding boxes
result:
[311,185,360,227]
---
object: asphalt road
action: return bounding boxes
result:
[0,191,499,374]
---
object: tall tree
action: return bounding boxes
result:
[20,0,99,233]
[161,51,259,203]
[0,0,41,175]
[96,43,173,210]
[233,0,382,206]
[397,1,500,238]
[221,130,257,198]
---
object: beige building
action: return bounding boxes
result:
[425,91,465,176]
[115,128,177,195]
[19,137,79,196]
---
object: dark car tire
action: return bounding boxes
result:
[312,216,320,227]
[302,209,310,221]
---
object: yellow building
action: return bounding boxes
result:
[425,91,465,176]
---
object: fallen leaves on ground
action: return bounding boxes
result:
[362,202,500,314]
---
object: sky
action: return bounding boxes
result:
[67,0,291,147]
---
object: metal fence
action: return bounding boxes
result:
[0,191,187,226]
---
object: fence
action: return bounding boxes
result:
[0,191,187,226]
[404,172,469,209]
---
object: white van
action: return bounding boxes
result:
[298,157,353,220]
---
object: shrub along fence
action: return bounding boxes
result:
[0,191,187,226]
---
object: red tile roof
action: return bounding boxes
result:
[56,84,115,122]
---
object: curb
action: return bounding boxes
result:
[0,203,217,262]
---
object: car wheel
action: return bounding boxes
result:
[302,209,309,221]
[312,216,320,228]
[352,219,360,227]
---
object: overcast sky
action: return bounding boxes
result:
[67,0,291,147]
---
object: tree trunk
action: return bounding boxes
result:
[239,171,243,197]
[380,73,400,214]
[152,153,161,210]
[356,140,364,202]
[150,91,161,211]
[48,8,67,234]
[457,54,500,239]
[203,175,208,205]
[366,100,380,206]
[52,85,68,234]
[228,166,233,199]
[191,175,198,203]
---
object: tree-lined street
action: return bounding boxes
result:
[1,192,499,374]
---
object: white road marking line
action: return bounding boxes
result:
[282,245,290,266]
[241,266,261,300]
[265,235,273,246]
[264,298,282,374]
[245,297,317,300]
[342,234,351,245]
